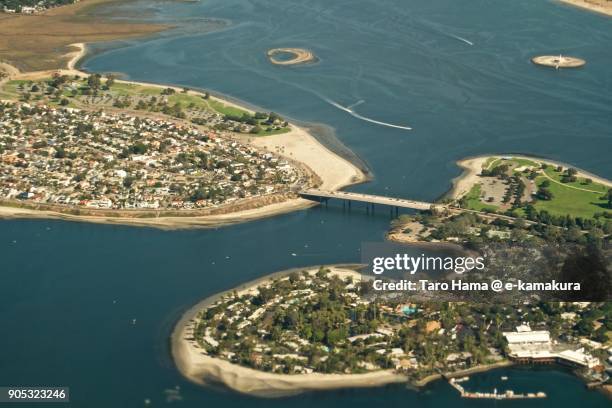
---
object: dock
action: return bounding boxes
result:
[449,377,547,400]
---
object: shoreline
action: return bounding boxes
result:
[445,153,612,201]
[0,43,367,229]
[171,265,407,398]
[558,0,612,17]
[171,265,523,397]
[413,360,515,387]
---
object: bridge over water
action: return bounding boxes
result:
[298,189,440,213]
[299,189,539,227]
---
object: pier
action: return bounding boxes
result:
[298,189,441,214]
[449,377,546,400]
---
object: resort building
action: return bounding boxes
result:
[503,325,601,369]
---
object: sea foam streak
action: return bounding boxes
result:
[449,34,474,46]
[347,99,365,109]
[324,98,412,131]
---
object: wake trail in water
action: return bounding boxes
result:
[347,99,365,109]
[323,98,412,131]
[448,34,474,46]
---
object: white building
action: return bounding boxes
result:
[503,326,601,369]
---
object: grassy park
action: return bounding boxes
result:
[461,156,611,220]
[533,166,609,219]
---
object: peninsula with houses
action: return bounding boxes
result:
[173,266,611,397]
[0,43,365,227]
[0,100,301,212]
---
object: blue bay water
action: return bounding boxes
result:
[1,0,611,406]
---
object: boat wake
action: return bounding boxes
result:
[323,98,412,131]
[449,34,474,46]
[347,99,365,109]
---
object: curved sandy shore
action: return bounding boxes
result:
[171,266,407,397]
[558,0,612,17]
[0,44,366,228]
[447,154,612,201]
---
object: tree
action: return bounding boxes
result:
[129,142,148,155]
[536,186,553,201]
[105,74,115,88]
[557,245,612,301]
[601,188,612,209]
[123,176,135,188]
[87,74,101,91]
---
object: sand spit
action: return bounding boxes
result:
[171,266,407,397]
[531,55,586,68]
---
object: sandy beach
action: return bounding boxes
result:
[558,0,612,17]
[447,154,612,201]
[171,266,407,397]
[0,44,366,229]
[446,156,489,201]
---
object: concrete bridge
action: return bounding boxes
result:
[298,189,440,213]
[298,189,542,227]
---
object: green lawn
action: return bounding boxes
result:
[206,98,247,116]
[542,167,608,194]
[0,80,28,99]
[533,175,609,219]
[489,157,539,172]
[205,99,290,136]
[484,157,501,170]
[510,157,539,168]
[105,82,162,97]
[167,93,208,109]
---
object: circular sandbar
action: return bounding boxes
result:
[531,55,586,68]
[267,48,317,66]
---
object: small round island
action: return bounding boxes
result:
[267,48,317,66]
[531,55,586,69]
